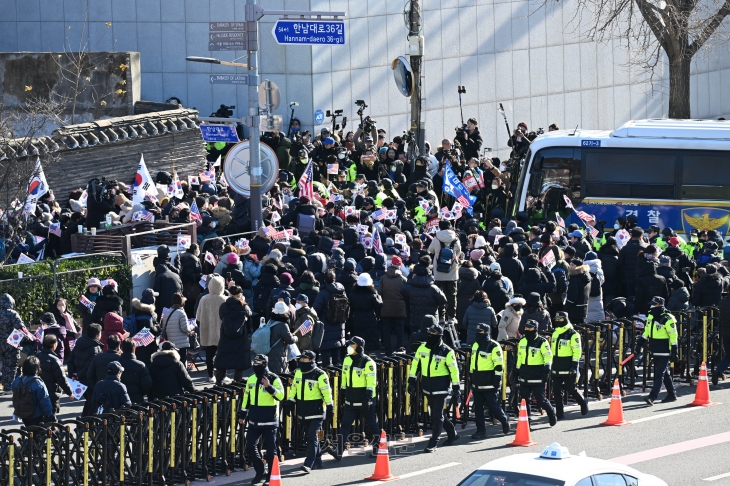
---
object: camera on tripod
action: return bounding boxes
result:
[402,130,415,143]
[211,104,235,118]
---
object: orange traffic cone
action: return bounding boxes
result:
[269,456,282,486]
[507,399,538,447]
[688,362,717,407]
[600,379,630,426]
[365,430,398,481]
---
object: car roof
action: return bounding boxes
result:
[476,453,642,482]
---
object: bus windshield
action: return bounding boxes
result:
[524,147,581,219]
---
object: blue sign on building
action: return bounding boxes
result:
[272,20,346,45]
[314,110,325,125]
[200,124,239,143]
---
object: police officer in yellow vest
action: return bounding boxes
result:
[339,337,379,456]
[469,323,510,439]
[238,354,285,486]
[551,312,589,419]
[516,319,557,426]
[283,350,333,474]
[408,321,461,452]
[637,296,678,405]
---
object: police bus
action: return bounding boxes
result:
[514,119,730,236]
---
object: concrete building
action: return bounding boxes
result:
[2,0,729,158]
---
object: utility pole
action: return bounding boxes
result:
[408,0,425,157]
[246,0,263,231]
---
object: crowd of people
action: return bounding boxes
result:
[3,115,730,482]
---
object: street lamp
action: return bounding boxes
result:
[185,56,248,68]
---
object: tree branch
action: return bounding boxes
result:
[687,0,730,55]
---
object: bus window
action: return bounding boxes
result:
[528,148,581,218]
[584,151,676,199]
[681,153,730,200]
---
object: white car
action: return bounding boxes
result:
[456,443,667,486]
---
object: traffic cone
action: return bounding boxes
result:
[600,379,630,426]
[688,362,717,407]
[507,399,538,447]
[365,430,398,481]
[269,456,282,486]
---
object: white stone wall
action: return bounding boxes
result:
[2,0,729,158]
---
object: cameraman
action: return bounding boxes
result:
[454,118,483,161]
[353,117,378,153]
[261,130,291,169]
[289,130,315,159]
[507,122,535,159]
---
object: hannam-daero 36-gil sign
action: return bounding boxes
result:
[200,125,239,143]
[272,20,346,45]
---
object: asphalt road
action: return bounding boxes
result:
[2,366,729,485]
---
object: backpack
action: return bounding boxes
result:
[589,272,601,297]
[312,320,325,350]
[251,320,282,355]
[297,213,316,235]
[325,292,350,323]
[436,239,458,273]
[122,314,152,337]
[13,377,37,419]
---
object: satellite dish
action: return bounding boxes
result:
[223,140,279,197]
[258,79,281,111]
[391,56,414,97]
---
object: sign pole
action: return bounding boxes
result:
[247,0,262,231]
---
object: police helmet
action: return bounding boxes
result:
[426,324,444,336]
[523,320,538,332]
[476,322,491,335]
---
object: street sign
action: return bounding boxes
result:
[209,21,257,51]
[272,19,346,45]
[210,32,249,41]
[210,22,251,32]
[200,124,240,143]
[209,74,249,85]
[209,40,249,51]
[258,80,281,111]
[314,110,325,125]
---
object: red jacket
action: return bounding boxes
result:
[101,313,129,351]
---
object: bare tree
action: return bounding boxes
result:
[0,97,64,262]
[547,0,730,117]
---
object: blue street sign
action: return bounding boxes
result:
[314,110,325,125]
[200,124,239,143]
[272,20,346,45]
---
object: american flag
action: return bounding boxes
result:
[132,328,155,347]
[190,201,202,226]
[586,225,599,238]
[371,209,386,221]
[298,161,314,199]
[372,227,383,255]
[576,210,593,222]
[540,250,556,270]
[296,319,313,335]
[34,327,44,342]
[262,226,275,236]
[49,222,62,237]
[556,213,566,228]
[141,210,155,222]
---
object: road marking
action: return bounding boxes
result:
[704,471,730,481]
[610,431,730,465]
[396,462,461,479]
[628,405,707,424]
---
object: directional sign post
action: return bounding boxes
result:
[272,19,346,45]
[200,124,240,143]
[208,21,257,51]
[209,74,249,85]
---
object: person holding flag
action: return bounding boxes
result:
[291,294,319,352]
[24,158,49,216]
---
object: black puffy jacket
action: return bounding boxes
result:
[456,267,481,326]
[496,244,523,285]
[617,239,647,295]
[116,352,153,404]
[634,260,669,314]
[216,297,252,372]
[282,247,308,286]
[37,349,72,404]
[153,264,183,316]
[90,294,124,325]
[148,349,195,399]
[516,268,554,306]
[349,285,383,348]
[86,349,122,391]
[691,272,724,308]
[67,335,103,386]
[482,271,510,313]
[313,283,348,351]
[597,245,620,298]
[401,274,447,330]
[179,250,202,285]
[566,264,591,324]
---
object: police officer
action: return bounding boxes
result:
[469,322,510,439]
[283,350,333,473]
[238,355,285,486]
[516,319,557,426]
[339,337,379,456]
[550,312,589,419]
[637,297,678,405]
[408,323,461,452]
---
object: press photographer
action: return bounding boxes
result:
[454,117,483,160]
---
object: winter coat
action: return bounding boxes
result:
[37,349,72,405]
[482,271,511,313]
[718,296,730,336]
[634,261,669,314]
[130,299,159,366]
[91,375,132,412]
[571,238,592,259]
[519,307,552,334]
[428,229,462,281]
[401,274,447,330]
[585,259,605,323]
[299,284,320,305]
[86,349,123,391]
[597,245,620,298]
[41,325,68,361]
[196,276,227,347]
[516,268,554,306]
[0,294,25,356]
[566,264,592,324]
[496,244,524,285]
[497,299,525,341]
[617,239,647,296]
[456,267,481,326]
[350,285,383,348]
[148,349,195,399]
[153,264,184,316]
[657,266,679,290]
[222,263,251,290]
[101,313,129,351]
[162,307,195,351]
[378,266,407,318]
[313,283,347,351]
[67,335,103,386]
[215,297,252,371]
[291,306,318,352]
[667,286,690,312]
[90,294,124,325]
[253,270,280,316]
[179,250,202,285]
[267,316,298,375]
[11,375,53,419]
[282,247,308,286]
[691,272,724,308]
[463,302,498,345]
[116,351,152,404]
